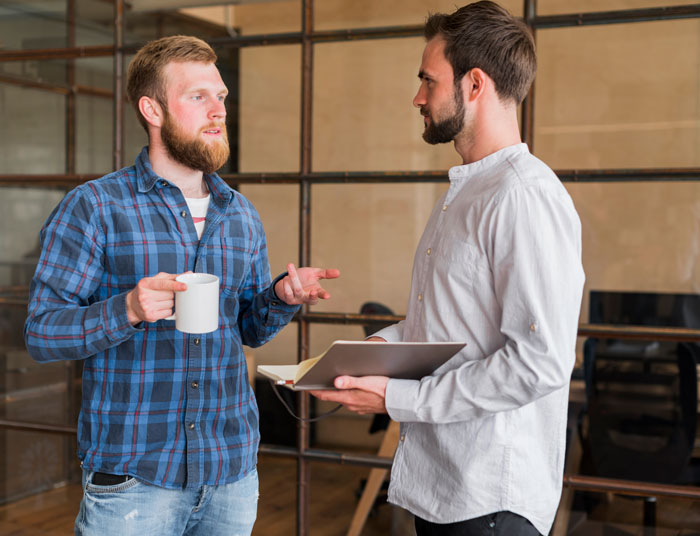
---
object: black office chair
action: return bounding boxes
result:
[580,338,699,532]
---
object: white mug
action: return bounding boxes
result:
[167,273,220,333]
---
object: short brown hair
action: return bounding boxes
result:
[126,35,217,131]
[425,1,536,105]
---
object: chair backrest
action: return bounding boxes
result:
[359,301,395,338]
[583,338,697,483]
[582,290,699,484]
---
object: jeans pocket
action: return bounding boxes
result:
[84,471,140,494]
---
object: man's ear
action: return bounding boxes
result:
[462,68,488,102]
[138,96,164,128]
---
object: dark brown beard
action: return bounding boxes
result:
[161,112,230,174]
[421,82,465,145]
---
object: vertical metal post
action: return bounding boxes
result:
[113,0,124,170]
[521,0,536,150]
[65,0,78,485]
[643,496,657,536]
[66,0,76,175]
[297,1,314,534]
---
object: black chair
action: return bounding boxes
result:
[579,291,700,533]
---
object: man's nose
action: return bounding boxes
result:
[413,86,426,108]
[210,99,226,119]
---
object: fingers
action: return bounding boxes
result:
[310,379,388,414]
[147,272,187,292]
[127,273,183,324]
[287,263,305,297]
[320,268,341,280]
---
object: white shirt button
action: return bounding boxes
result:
[530,323,537,332]
[400,434,406,441]
[442,204,448,212]
[426,248,431,256]
[417,294,423,301]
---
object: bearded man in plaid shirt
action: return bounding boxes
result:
[25,35,338,536]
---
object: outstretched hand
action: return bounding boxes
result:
[275,263,340,305]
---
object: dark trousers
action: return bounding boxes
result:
[414,511,541,536]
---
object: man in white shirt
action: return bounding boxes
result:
[312,2,585,535]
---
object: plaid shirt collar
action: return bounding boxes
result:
[134,146,234,208]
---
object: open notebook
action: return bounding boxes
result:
[257,340,465,390]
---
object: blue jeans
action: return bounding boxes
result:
[75,468,258,536]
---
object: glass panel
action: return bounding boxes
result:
[74,56,115,175]
[0,83,66,174]
[74,56,113,92]
[538,0,700,16]
[228,0,301,35]
[313,38,458,172]
[75,0,114,46]
[534,20,700,168]
[0,1,67,50]
[125,7,234,45]
[0,184,76,502]
[237,184,299,369]
[0,0,117,50]
[0,58,68,89]
[239,45,300,172]
[75,94,112,174]
[568,182,700,319]
[310,182,446,318]
[315,0,522,31]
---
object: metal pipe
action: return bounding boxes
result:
[533,4,700,29]
[4,167,699,187]
[0,74,113,99]
[113,0,124,171]
[66,0,76,176]
[0,419,77,436]
[562,474,700,500]
[65,0,78,485]
[556,168,700,182]
[297,1,314,534]
[0,45,115,62]
[577,323,700,342]
[259,445,700,500]
[521,0,536,150]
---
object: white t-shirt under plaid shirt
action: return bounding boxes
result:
[185,194,210,240]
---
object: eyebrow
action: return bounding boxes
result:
[418,70,432,80]
[186,87,229,95]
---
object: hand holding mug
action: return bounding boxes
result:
[126,272,186,325]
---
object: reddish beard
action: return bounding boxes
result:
[160,112,230,174]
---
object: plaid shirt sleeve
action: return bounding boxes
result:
[24,184,140,362]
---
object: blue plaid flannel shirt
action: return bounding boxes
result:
[24,147,299,489]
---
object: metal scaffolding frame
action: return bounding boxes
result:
[1,1,700,534]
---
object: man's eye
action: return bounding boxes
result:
[217,95,226,102]
[192,95,203,101]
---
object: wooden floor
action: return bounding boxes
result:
[1,455,700,535]
[0,454,395,536]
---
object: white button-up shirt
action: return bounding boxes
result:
[377,143,584,535]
